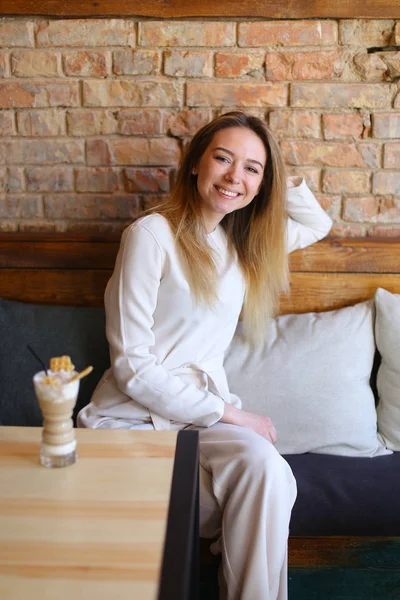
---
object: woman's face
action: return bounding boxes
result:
[194,126,266,232]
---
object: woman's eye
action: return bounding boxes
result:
[247,166,259,174]
[215,155,230,163]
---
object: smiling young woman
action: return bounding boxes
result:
[150,111,292,347]
[78,111,332,600]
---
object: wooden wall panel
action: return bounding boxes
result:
[0,270,111,306]
[2,0,400,18]
[1,235,400,311]
[281,273,400,314]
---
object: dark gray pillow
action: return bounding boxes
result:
[0,298,110,427]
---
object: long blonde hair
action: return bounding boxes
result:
[148,111,289,345]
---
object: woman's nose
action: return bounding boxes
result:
[225,164,240,183]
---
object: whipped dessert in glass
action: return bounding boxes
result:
[33,369,80,468]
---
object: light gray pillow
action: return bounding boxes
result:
[375,288,400,451]
[224,301,389,457]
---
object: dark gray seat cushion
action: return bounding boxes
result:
[0,298,110,427]
[285,452,400,535]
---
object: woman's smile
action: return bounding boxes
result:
[214,186,242,198]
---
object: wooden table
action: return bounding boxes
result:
[0,426,199,600]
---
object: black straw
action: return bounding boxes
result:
[27,345,48,375]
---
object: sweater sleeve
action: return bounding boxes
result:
[105,222,225,427]
[286,176,332,254]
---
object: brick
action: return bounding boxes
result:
[330,223,367,237]
[113,50,159,75]
[118,109,163,135]
[3,139,84,165]
[215,52,265,78]
[43,194,138,219]
[18,220,68,232]
[1,195,43,219]
[85,140,111,166]
[269,110,320,138]
[291,83,395,109]
[75,167,122,192]
[373,171,400,195]
[266,51,344,81]
[239,21,337,47]
[0,21,33,47]
[36,19,135,47]
[322,169,370,194]
[165,109,212,136]
[323,113,364,139]
[373,113,400,138]
[139,22,235,47]
[384,143,400,168]
[0,111,16,136]
[64,220,132,234]
[315,194,342,221]
[124,168,170,193]
[7,168,25,192]
[381,52,400,79]
[63,51,108,77]
[0,52,9,78]
[20,196,43,219]
[353,53,387,82]
[10,51,59,77]
[340,20,395,46]
[187,82,287,107]
[0,82,79,109]
[0,197,19,218]
[164,50,212,77]
[0,221,18,232]
[83,80,181,107]
[87,137,180,166]
[25,166,73,192]
[369,225,400,236]
[287,168,321,192]
[140,194,169,211]
[0,169,6,192]
[281,141,375,168]
[343,196,379,222]
[357,142,381,168]
[344,196,400,223]
[377,198,400,222]
[67,109,118,136]
[17,109,65,136]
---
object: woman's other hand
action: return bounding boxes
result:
[221,403,277,444]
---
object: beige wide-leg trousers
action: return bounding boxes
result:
[191,422,297,600]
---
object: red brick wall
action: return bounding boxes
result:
[1,18,399,235]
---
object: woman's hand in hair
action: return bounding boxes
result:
[221,403,277,444]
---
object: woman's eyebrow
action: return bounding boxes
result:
[214,146,264,169]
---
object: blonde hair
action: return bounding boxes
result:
[148,111,289,345]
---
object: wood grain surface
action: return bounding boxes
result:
[1,234,400,312]
[2,236,400,273]
[280,273,400,314]
[0,427,177,600]
[2,0,400,18]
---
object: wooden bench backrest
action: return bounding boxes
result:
[1,233,400,313]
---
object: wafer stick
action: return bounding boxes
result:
[70,366,93,382]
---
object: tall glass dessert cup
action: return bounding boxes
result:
[33,371,80,468]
